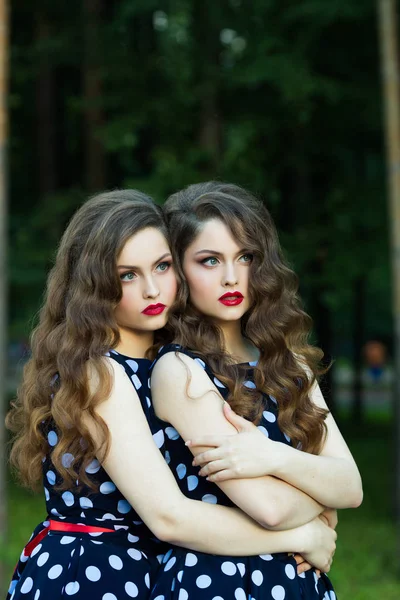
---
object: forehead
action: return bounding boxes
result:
[118,227,169,264]
[188,218,239,252]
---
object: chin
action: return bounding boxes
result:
[146,316,169,329]
[217,308,247,320]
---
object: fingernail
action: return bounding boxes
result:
[185,440,191,446]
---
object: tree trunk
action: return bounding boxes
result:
[83,0,106,192]
[377,0,400,556]
[35,13,57,195]
[0,0,9,591]
[193,0,222,171]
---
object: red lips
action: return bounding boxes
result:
[142,303,166,316]
[218,292,244,306]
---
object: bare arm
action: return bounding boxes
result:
[191,386,363,509]
[83,358,334,567]
[273,381,362,508]
[151,353,325,531]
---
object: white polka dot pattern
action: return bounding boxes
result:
[62,491,74,506]
[271,584,286,600]
[85,566,101,582]
[61,453,74,468]
[37,552,50,567]
[153,430,165,448]
[187,475,199,491]
[85,459,100,474]
[47,431,58,447]
[125,581,139,597]
[221,561,236,575]
[285,563,296,579]
[6,349,336,600]
[65,581,80,595]
[143,345,337,600]
[185,553,198,567]
[48,564,63,579]
[108,555,123,570]
[251,570,263,586]
[99,481,116,494]
[196,575,212,588]
[20,577,33,593]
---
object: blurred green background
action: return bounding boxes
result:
[3,1,396,597]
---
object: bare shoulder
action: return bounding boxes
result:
[86,356,139,407]
[152,351,212,390]
[151,351,222,419]
[152,350,197,375]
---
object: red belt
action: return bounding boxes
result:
[23,519,114,558]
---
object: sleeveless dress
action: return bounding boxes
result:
[7,350,167,600]
[149,344,337,600]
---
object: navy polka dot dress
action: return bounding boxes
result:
[149,344,337,600]
[7,350,167,600]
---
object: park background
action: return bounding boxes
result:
[1,1,397,598]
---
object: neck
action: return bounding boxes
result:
[218,320,258,363]
[116,327,154,359]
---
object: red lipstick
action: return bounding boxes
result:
[218,292,244,306]
[142,303,166,316]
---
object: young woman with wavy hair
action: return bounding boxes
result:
[149,181,363,599]
[6,189,338,600]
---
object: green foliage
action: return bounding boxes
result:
[9,0,390,348]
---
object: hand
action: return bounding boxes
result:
[186,402,287,481]
[300,516,337,573]
[293,554,315,576]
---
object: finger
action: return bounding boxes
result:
[293,556,312,574]
[193,449,224,467]
[186,436,223,448]
[315,569,321,579]
[206,469,237,482]
[198,459,228,477]
[293,554,304,565]
[223,402,253,432]
[296,562,313,575]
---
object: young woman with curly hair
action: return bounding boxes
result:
[149,182,362,600]
[6,189,337,600]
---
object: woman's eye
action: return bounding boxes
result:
[120,272,136,282]
[156,261,171,272]
[240,253,253,263]
[201,257,219,266]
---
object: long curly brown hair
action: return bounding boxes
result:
[6,189,168,491]
[162,182,328,454]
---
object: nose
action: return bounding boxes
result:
[222,262,238,287]
[143,276,160,299]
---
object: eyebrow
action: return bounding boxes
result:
[117,252,172,269]
[194,248,248,256]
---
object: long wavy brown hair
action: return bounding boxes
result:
[6,190,168,491]
[162,182,328,454]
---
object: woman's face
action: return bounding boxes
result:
[182,218,253,324]
[114,227,177,333]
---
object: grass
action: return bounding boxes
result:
[1,420,398,599]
